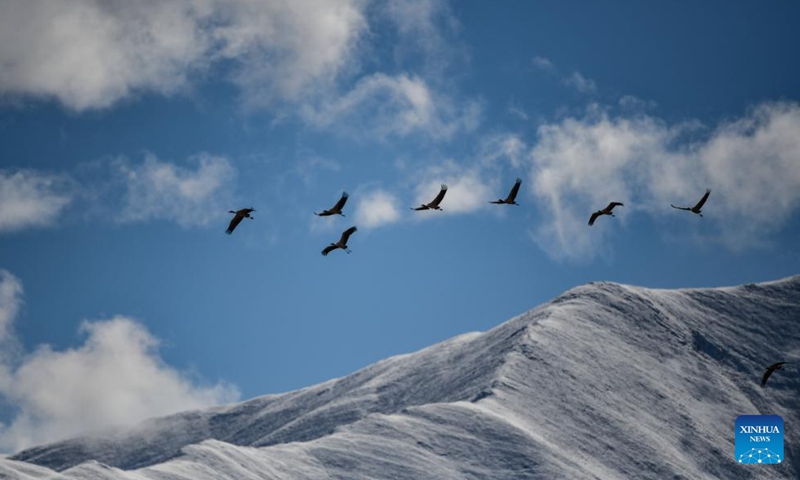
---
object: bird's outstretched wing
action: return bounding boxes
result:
[694,189,711,210]
[411,205,428,210]
[506,178,522,202]
[429,184,448,207]
[321,245,337,256]
[332,191,349,211]
[588,211,601,226]
[340,226,358,244]
[226,215,243,234]
[761,361,787,388]
[671,204,691,211]
[607,202,624,211]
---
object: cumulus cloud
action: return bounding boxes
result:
[116,153,237,227]
[0,1,480,143]
[219,0,368,108]
[529,101,800,260]
[0,0,367,110]
[0,170,73,233]
[301,73,481,140]
[353,190,401,228]
[0,271,238,453]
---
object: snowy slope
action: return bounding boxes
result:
[2,276,799,479]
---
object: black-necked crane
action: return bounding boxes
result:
[412,184,448,211]
[588,202,623,226]
[490,178,522,205]
[322,226,358,256]
[226,208,255,234]
[315,191,349,217]
[671,189,710,216]
[761,361,787,388]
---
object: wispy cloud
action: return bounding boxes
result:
[115,153,237,228]
[0,270,238,453]
[353,190,402,228]
[0,170,73,233]
[531,55,556,72]
[0,271,23,346]
[528,101,800,260]
[564,71,597,93]
[531,55,597,94]
[301,73,482,140]
[480,133,527,169]
[381,0,465,76]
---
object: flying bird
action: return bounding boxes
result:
[761,361,787,388]
[490,178,522,205]
[315,191,349,217]
[588,202,623,226]
[322,226,358,256]
[671,189,711,216]
[226,208,255,234]
[412,184,448,211]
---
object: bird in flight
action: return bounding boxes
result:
[322,226,358,256]
[588,202,623,226]
[226,208,255,234]
[671,189,710,217]
[315,191,349,217]
[490,178,522,206]
[761,361,787,388]
[412,184,448,211]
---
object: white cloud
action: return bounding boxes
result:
[0,272,238,453]
[0,0,367,110]
[301,72,481,140]
[219,0,368,108]
[0,170,73,233]
[529,101,800,260]
[116,153,237,227]
[564,71,597,93]
[353,190,401,228]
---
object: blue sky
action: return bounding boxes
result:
[0,0,799,452]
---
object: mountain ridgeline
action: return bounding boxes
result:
[2,277,799,479]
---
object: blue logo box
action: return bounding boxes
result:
[735,415,784,464]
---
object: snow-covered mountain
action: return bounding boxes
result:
[2,277,799,479]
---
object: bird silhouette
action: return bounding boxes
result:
[761,361,787,388]
[315,192,349,217]
[412,184,448,211]
[226,208,255,234]
[588,202,623,226]
[490,178,522,205]
[671,189,710,216]
[322,226,358,256]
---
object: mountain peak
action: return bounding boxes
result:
[4,276,799,479]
